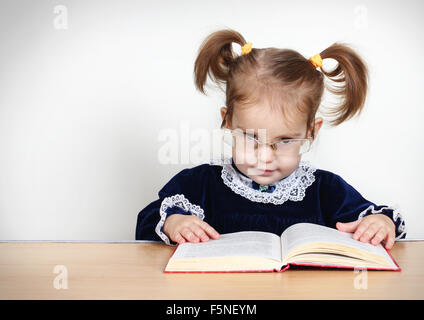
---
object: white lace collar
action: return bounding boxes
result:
[211,158,317,205]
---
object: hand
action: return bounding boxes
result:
[163,214,220,244]
[336,214,396,249]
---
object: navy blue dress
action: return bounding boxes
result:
[136,158,406,245]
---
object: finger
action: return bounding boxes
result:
[181,228,200,243]
[359,223,380,243]
[198,221,220,239]
[173,232,186,245]
[190,224,210,242]
[336,220,361,233]
[353,220,371,240]
[371,228,387,246]
[384,232,395,250]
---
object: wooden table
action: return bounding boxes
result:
[0,240,422,299]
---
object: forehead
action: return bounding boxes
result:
[231,101,307,137]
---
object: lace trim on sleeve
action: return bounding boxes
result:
[155,194,205,245]
[358,204,407,240]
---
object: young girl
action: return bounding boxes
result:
[136,29,406,248]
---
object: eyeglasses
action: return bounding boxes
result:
[222,128,313,156]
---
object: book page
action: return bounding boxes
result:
[281,223,393,263]
[171,231,282,262]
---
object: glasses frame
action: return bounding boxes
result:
[223,128,314,155]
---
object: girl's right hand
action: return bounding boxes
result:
[163,214,220,244]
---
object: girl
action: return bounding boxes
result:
[136,29,406,249]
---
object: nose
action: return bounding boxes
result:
[257,144,274,164]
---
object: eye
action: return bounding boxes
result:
[280,139,292,144]
[243,132,257,140]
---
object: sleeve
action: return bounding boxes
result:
[135,166,206,245]
[320,171,407,240]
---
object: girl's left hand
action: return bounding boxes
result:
[336,214,396,250]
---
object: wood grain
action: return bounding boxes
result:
[0,241,422,299]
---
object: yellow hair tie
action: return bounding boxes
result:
[241,42,252,55]
[309,53,323,68]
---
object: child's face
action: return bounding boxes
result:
[222,102,313,185]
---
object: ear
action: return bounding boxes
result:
[308,117,323,139]
[220,106,227,121]
[220,106,231,128]
[314,117,323,135]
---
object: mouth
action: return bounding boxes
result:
[260,169,275,176]
[246,166,277,177]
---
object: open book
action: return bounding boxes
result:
[164,223,400,273]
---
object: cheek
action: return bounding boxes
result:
[276,156,301,172]
[232,147,257,166]
[244,153,257,165]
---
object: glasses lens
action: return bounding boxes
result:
[275,139,311,155]
[299,139,311,154]
[222,129,234,147]
[243,134,257,152]
[223,129,312,156]
[225,129,257,153]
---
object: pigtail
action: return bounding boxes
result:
[194,29,247,94]
[319,43,368,126]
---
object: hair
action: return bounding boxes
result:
[193,29,368,137]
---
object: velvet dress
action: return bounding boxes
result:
[136,158,406,245]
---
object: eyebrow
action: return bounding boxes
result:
[237,126,303,139]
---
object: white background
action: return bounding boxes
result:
[0,0,423,240]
